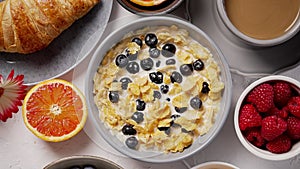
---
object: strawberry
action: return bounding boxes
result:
[245,128,266,147]
[267,106,289,119]
[261,115,287,141]
[0,70,27,122]
[246,83,274,112]
[287,116,300,140]
[266,134,291,154]
[273,82,292,108]
[239,104,262,131]
[287,96,300,118]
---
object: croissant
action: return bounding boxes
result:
[0,0,100,54]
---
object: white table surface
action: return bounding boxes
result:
[1,1,300,169]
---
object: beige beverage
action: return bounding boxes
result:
[225,0,300,40]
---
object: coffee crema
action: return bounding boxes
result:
[225,0,300,40]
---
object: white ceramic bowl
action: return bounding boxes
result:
[216,0,300,47]
[234,75,300,160]
[85,16,232,163]
[191,161,239,169]
[44,155,123,169]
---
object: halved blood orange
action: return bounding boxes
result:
[22,79,87,142]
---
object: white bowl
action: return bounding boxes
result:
[234,75,300,160]
[44,155,123,169]
[191,161,239,169]
[85,16,232,163]
[216,0,300,47]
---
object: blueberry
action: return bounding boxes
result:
[136,99,146,111]
[115,54,128,68]
[193,59,204,71]
[140,58,154,71]
[132,37,143,47]
[149,47,160,58]
[175,107,187,113]
[181,128,190,133]
[180,64,193,76]
[201,82,210,94]
[126,49,138,61]
[190,96,202,110]
[156,60,161,67]
[171,114,181,126]
[109,91,119,103]
[166,59,176,65]
[145,33,158,47]
[125,136,138,149]
[149,71,163,84]
[166,98,171,102]
[131,112,144,123]
[122,124,137,135]
[162,43,176,57]
[164,127,171,135]
[120,77,132,90]
[83,165,96,169]
[160,85,169,94]
[158,127,170,131]
[153,91,162,99]
[171,114,181,121]
[170,71,183,83]
[126,61,140,74]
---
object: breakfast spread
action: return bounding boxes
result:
[225,0,300,40]
[93,25,224,153]
[0,0,100,54]
[239,81,300,154]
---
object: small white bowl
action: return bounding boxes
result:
[216,0,300,47]
[190,161,239,169]
[234,75,300,160]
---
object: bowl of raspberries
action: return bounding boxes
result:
[234,75,300,160]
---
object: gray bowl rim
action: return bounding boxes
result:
[85,16,232,163]
[43,155,124,169]
[216,0,300,47]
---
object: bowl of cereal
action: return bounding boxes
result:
[234,75,300,160]
[85,16,232,162]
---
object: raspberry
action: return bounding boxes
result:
[239,104,262,131]
[267,106,289,119]
[287,116,300,140]
[266,134,291,154]
[287,96,300,118]
[247,83,274,112]
[273,82,292,108]
[261,115,287,141]
[245,128,266,147]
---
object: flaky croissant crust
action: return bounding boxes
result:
[0,0,100,54]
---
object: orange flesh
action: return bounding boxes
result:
[25,83,83,137]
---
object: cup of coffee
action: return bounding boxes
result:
[217,0,300,46]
